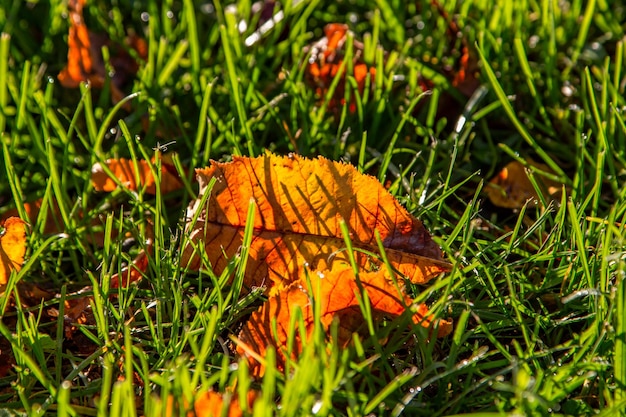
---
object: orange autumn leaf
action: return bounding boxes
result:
[237,264,452,376]
[183,153,451,375]
[305,23,376,111]
[92,156,184,195]
[192,390,258,417]
[110,245,151,289]
[182,153,449,292]
[0,217,27,285]
[58,0,99,89]
[1,198,67,236]
[58,0,147,103]
[429,0,480,98]
[485,160,563,209]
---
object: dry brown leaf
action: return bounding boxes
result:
[91,155,183,195]
[485,160,563,209]
[429,0,480,98]
[62,295,93,339]
[0,217,27,285]
[183,153,451,376]
[237,263,452,376]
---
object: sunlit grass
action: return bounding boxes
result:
[1,0,626,415]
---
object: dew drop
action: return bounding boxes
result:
[561,82,574,97]
[200,3,214,14]
[141,12,149,22]
[238,20,247,33]
[311,400,323,414]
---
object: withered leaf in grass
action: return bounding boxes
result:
[91,155,184,195]
[305,23,376,112]
[485,160,563,209]
[183,153,451,376]
[0,217,27,286]
[58,0,147,104]
[183,153,449,290]
[192,390,258,417]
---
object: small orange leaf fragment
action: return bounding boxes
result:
[192,390,257,417]
[58,0,101,89]
[58,0,147,104]
[91,156,183,195]
[305,23,376,111]
[110,246,151,289]
[0,217,27,285]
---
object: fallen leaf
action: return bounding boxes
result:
[110,244,151,289]
[183,153,451,376]
[91,155,183,195]
[183,153,449,291]
[1,199,64,235]
[62,294,93,339]
[430,0,480,98]
[0,217,27,285]
[305,23,376,112]
[237,264,452,375]
[485,160,563,209]
[192,390,257,417]
[58,0,147,103]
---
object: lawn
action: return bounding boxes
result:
[1,0,626,416]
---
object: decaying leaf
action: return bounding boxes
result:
[58,0,147,103]
[485,160,563,209]
[62,294,93,339]
[91,155,183,195]
[237,264,452,375]
[430,0,480,98]
[110,244,151,289]
[183,153,451,375]
[305,23,376,111]
[0,217,27,285]
[192,390,258,417]
[183,153,449,290]
[1,199,66,236]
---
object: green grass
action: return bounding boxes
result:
[1,0,626,415]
